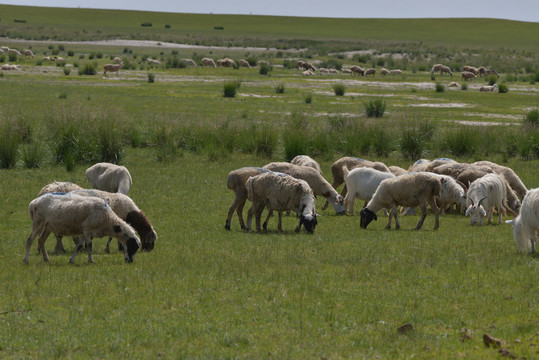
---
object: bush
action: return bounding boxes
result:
[148,73,155,83]
[461,82,468,90]
[364,98,387,118]
[141,22,152,27]
[21,143,45,169]
[524,109,539,127]
[498,83,509,93]
[259,62,271,75]
[0,123,20,169]
[442,127,477,157]
[63,67,70,76]
[274,83,285,94]
[78,62,96,75]
[304,94,313,104]
[487,74,498,86]
[223,81,241,98]
[435,82,445,92]
[333,84,346,96]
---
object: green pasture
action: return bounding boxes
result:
[0,7,538,359]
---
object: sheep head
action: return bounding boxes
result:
[465,196,488,226]
[360,207,377,229]
[113,224,141,262]
[296,205,317,233]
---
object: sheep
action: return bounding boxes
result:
[430,162,473,178]
[146,58,161,65]
[486,69,499,77]
[364,68,376,77]
[23,193,141,264]
[238,59,251,68]
[440,65,453,76]
[201,57,216,67]
[0,46,8,52]
[465,173,514,226]
[506,188,539,253]
[225,167,269,230]
[103,62,124,77]
[408,159,431,172]
[245,172,317,233]
[302,70,315,76]
[41,56,51,61]
[263,162,345,215]
[478,66,487,77]
[329,69,339,74]
[360,172,443,230]
[431,64,443,73]
[456,168,492,189]
[390,69,402,75]
[432,174,468,215]
[218,58,236,67]
[21,49,34,58]
[479,84,497,92]
[461,71,477,80]
[8,48,21,56]
[471,160,528,200]
[388,165,407,176]
[319,67,329,74]
[323,156,391,210]
[380,68,390,77]
[297,60,306,69]
[86,162,132,195]
[350,66,365,76]
[54,56,64,62]
[182,59,197,68]
[342,166,396,215]
[448,82,459,87]
[463,65,478,75]
[290,155,322,174]
[423,158,457,172]
[341,68,352,74]
[303,62,316,72]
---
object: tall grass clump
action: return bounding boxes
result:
[0,121,21,169]
[435,82,445,92]
[21,142,45,168]
[78,62,97,76]
[97,117,124,164]
[461,82,468,90]
[487,74,498,86]
[274,83,285,94]
[332,84,346,96]
[254,126,278,158]
[151,125,179,162]
[524,109,539,128]
[497,83,509,93]
[364,98,387,118]
[442,127,478,157]
[304,94,313,104]
[147,73,155,83]
[259,62,271,75]
[223,81,241,98]
[283,114,311,160]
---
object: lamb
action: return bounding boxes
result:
[479,84,497,92]
[465,173,514,226]
[364,68,376,77]
[506,188,539,253]
[38,182,157,253]
[263,162,345,215]
[461,71,477,80]
[86,162,132,194]
[360,172,443,230]
[103,62,124,76]
[324,156,391,210]
[238,59,251,68]
[21,49,34,58]
[471,160,528,200]
[23,193,141,264]
[201,57,216,67]
[342,166,396,215]
[225,167,269,230]
[245,172,317,233]
[290,155,322,174]
[182,59,197,68]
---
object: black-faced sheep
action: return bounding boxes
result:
[86,162,132,195]
[360,172,442,231]
[23,193,141,264]
[506,188,539,253]
[245,172,317,233]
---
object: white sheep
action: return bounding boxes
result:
[463,65,478,75]
[238,59,251,68]
[146,58,161,65]
[506,188,539,253]
[182,59,197,67]
[380,68,390,77]
[21,49,34,58]
[319,67,329,74]
[465,173,513,225]
[431,64,443,73]
[217,58,236,67]
[8,48,21,56]
[360,172,443,230]
[479,84,497,92]
[23,193,141,264]
[201,58,216,67]
[341,68,352,74]
[103,62,124,76]
[431,174,468,215]
[342,166,396,215]
[290,155,322,174]
[86,162,132,194]
[263,162,345,215]
[245,172,317,233]
[440,65,453,76]
[471,160,528,200]
[408,159,432,172]
[390,69,402,75]
[302,70,315,76]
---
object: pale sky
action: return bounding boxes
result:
[1,0,538,22]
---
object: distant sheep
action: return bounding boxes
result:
[217,58,236,67]
[86,162,132,194]
[360,172,442,230]
[8,48,21,56]
[380,68,390,77]
[463,65,478,75]
[21,49,34,58]
[506,188,539,253]
[201,58,216,67]
[245,172,317,233]
[290,155,322,175]
[302,70,315,76]
[350,66,364,76]
[238,59,251,68]
[479,84,497,92]
[146,58,161,65]
[440,65,453,76]
[461,71,477,80]
[23,193,141,264]
[431,64,443,73]
[103,62,124,76]
[364,68,376,77]
[182,59,197,68]
[390,69,402,75]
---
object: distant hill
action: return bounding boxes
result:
[0,4,537,52]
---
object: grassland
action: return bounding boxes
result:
[0,4,538,360]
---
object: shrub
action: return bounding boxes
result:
[97,118,124,164]
[274,83,285,94]
[259,62,271,75]
[67,50,74,57]
[435,82,445,93]
[364,98,387,118]
[223,81,241,98]
[524,109,539,127]
[304,94,313,104]
[78,62,96,75]
[141,22,152,27]
[333,84,346,96]
[498,83,509,93]
[63,67,70,76]
[0,123,20,169]
[442,127,477,157]
[21,143,45,169]
[254,126,277,158]
[461,82,468,90]
[148,73,155,83]
[165,24,171,29]
[487,74,498,86]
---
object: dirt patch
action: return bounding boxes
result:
[463,112,521,120]
[407,103,474,108]
[447,120,520,126]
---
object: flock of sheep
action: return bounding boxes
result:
[225,155,538,254]
[23,162,157,265]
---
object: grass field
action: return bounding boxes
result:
[0,5,538,360]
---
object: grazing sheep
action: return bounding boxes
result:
[245,172,317,233]
[360,172,443,230]
[440,65,453,76]
[0,46,8,52]
[431,64,443,73]
[113,57,122,63]
[471,160,528,200]
[380,68,390,77]
[263,162,345,215]
[479,84,497,92]
[86,162,132,195]
[182,59,197,68]
[238,59,251,68]
[463,65,478,75]
[297,60,306,69]
[54,56,64,62]
[432,174,468,215]
[8,48,21,56]
[303,62,316,72]
[465,173,513,225]
[38,181,84,197]
[217,58,236,67]
[448,82,459,87]
[41,56,51,61]
[342,166,396,215]
[21,49,34,58]
[390,69,402,75]
[201,57,216,67]
[506,188,539,253]
[146,58,161,65]
[329,69,339,74]
[408,159,432,172]
[302,70,315,76]
[103,62,124,77]
[290,155,322,174]
[225,167,269,230]
[350,66,365,76]
[478,66,487,77]
[486,69,499,77]
[388,165,407,176]
[23,193,141,264]
[319,67,329,74]
[461,71,477,80]
[364,68,376,77]
[341,68,352,74]
[456,168,492,189]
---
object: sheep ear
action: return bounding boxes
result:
[465,205,473,216]
[113,225,121,233]
[479,206,487,217]
[505,219,515,226]
[373,213,378,221]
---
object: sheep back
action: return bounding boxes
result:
[86,162,132,194]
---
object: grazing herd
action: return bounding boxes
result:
[225,156,537,254]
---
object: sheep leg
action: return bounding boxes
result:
[53,234,66,254]
[255,206,265,232]
[385,208,395,229]
[105,237,113,253]
[429,198,440,230]
[37,230,51,262]
[415,204,428,230]
[263,209,273,231]
[277,212,284,232]
[245,206,254,231]
[225,195,246,230]
[393,206,401,230]
[23,226,46,263]
[345,194,355,215]
[69,236,87,264]
[86,237,95,264]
